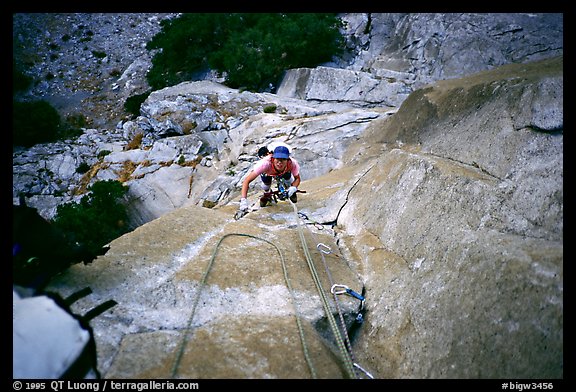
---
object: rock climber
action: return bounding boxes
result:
[238,145,301,213]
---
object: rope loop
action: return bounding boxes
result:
[171,232,317,379]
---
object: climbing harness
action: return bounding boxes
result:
[275,176,292,201]
[269,176,306,204]
[170,233,318,379]
[234,177,306,220]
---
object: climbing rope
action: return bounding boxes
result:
[172,193,371,379]
[289,200,358,379]
[315,240,360,376]
[295,205,374,379]
[170,233,317,379]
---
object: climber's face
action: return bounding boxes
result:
[273,158,288,172]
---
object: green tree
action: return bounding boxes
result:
[146,13,344,92]
[52,180,130,255]
[13,100,61,147]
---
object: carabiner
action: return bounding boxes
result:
[331,284,349,295]
[353,363,374,379]
[317,243,332,254]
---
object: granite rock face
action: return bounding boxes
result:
[44,57,562,379]
[13,11,564,380]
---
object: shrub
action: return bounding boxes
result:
[76,162,91,174]
[109,68,122,78]
[98,150,112,159]
[52,180,130,255]
[91,50,107,59]
[13,100,61,147]
[124,91,151,117]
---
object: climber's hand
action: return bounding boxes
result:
[239,197,249,211]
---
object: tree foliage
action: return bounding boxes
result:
[13,100,61,147]
[146,13,344,92]
[13,99,85,148]
[52,180,130,255]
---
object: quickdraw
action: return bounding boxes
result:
[331,284,366,302]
